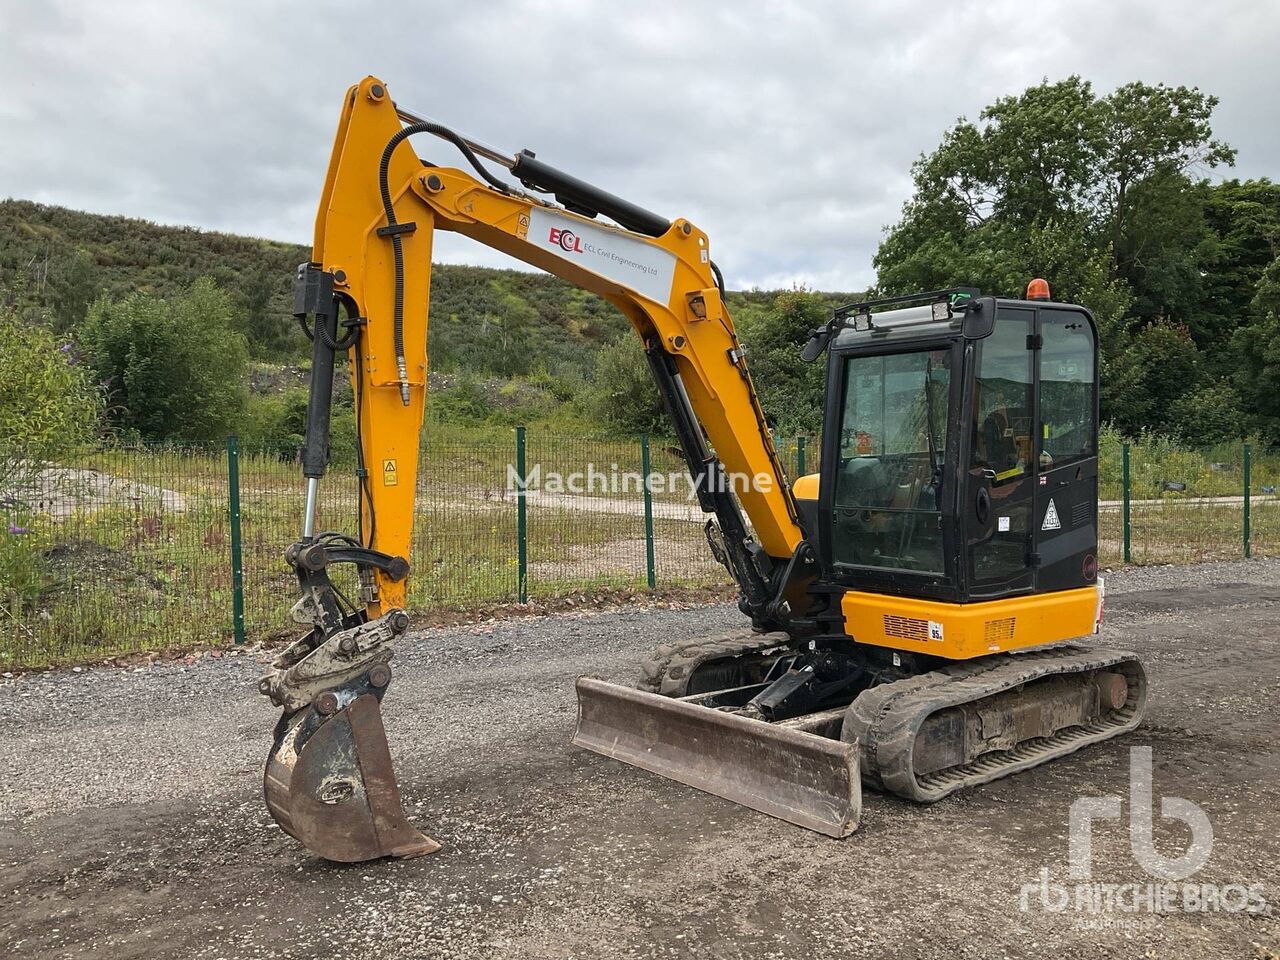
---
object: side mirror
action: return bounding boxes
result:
[801,328,833,363]
[961,299,995,339]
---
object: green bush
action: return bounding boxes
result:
[0,521,47,614]
[426,375,492,424]
[0,301,100,454]
[736,290,828,434]
[242,384,357,467]
[589,334,666,436]
[0,297,103,613]
[80,277,249,443]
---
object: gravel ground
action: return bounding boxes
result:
[2,559,1278,959]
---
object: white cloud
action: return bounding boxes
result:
[1,0,1275,292]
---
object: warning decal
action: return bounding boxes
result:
[1042,498,1061,531]
[383,458,399,486]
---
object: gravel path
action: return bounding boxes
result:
[2,560,1278,959]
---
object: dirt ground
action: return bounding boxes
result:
[2,559,1278,959]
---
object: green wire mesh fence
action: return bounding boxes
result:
[0,433,1274,667]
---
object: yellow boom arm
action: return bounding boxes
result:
[309,76,805,619]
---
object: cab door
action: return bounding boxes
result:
[1033,307,1099,591]
[963,306,1036,598]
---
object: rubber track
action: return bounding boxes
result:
[637,629,793,697]
[842,644,1147,802]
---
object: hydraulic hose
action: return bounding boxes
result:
[377,121,511,406]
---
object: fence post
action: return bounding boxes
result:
[227,436,245,645]
[516,425,528,603]
[1244,442,1252,559]
[1122,442,1131,565]
[641,434,656,589]
[797,435,807,476]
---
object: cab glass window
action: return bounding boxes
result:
[972,310,1033,483]
[1039,308,1096,465]
[831,348,950,573]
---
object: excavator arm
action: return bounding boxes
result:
[259,77,819,861]
[313,75,807,619]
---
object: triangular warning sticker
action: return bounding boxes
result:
[1042,498,1061,531]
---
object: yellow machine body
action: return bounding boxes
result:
[792,474,1098,659]
[840,587,1098,660]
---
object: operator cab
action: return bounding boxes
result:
[812,285,1099,604]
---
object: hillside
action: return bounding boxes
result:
[0,199,817,377]
[0,199,861,439]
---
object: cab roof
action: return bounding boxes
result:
[829,291,1089,352]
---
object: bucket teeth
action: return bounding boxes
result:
[265,692,440,862]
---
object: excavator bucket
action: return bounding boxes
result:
[264,693,440,862]
[572,677,861,837]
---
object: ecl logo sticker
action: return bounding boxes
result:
[548,226,584,253]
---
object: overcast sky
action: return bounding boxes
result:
[2,0,1276,292]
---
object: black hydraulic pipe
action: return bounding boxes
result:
[644,343,771,612]
[301,287,338,480]
[511,150,672,238]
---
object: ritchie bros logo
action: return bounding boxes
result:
[548,226,584,253]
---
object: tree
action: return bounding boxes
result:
[239,263,293,357]
[1101,82,1235,259]
[486,293,535,378]
[0,291,102,610]
[737,290,829,434]
[80,278,249,442]
[1233,257,1280,441]
[879,77,1232,253]
[1200,180,1280,358]
[875,77,1235,436]
[46,248,100,334]
[1103,320,1202,438]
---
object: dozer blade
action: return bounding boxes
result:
[572,676,860,837]
[265,692,440,862]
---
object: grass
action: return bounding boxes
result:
[0,436,729,667]
[0,430,1272,668]
[1098,428,1280,501]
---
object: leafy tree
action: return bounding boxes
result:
[1102,82,1235,258]
[1167,382,1244,446]
[737,290,829,434]
[0,292,103,611]
[239,263,294,358]
[47,248,100,334]
[875,77,1237,437]
[1112,173,1213,335]
[484,293,535,378]
[1233,258,1280,440]
[80,278,249,442]
[1103,320,1201,437]
[1201,180,1280,355]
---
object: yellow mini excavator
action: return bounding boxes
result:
[258,77,1147,861]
